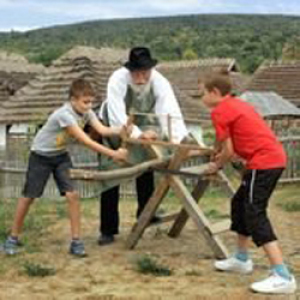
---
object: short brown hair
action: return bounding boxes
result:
[69,78,95,100]
[203,70,232,96]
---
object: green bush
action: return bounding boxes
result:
[135,255,173,276]
[23,262,56,277]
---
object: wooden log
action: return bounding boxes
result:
[69,158,168,181]
[153,163,215,178]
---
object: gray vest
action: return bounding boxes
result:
[98,85,160,192]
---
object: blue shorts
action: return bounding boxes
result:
[22,151,76,198]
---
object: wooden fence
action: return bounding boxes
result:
[279,136,300,183]
[0,135,299,200]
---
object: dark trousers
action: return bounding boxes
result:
[231,168,284,247]
[100,171,154,235]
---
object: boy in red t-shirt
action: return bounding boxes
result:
[201,72,296,295]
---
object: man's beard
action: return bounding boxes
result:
[130,82,151,99]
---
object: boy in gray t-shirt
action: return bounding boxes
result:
[4,79,127,257]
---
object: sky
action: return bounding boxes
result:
[0,0,300,32]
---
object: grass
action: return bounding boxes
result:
[277,200,300,212]
[22,261,56,277]
[275,184,300,212]
[185,269,203,276]
[204,208,229,220]
[134,254,173,276]
[55,201,68,219]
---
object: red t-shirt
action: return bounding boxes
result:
[211,95,286,170]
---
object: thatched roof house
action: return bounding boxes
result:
[0,51,45,105]
[0,46,127,124]
[247,60,300,108]
[157,58,249,123]
[1,51,248,127]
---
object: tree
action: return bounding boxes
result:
[182,48,198,60]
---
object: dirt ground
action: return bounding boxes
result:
[0,185,299,300]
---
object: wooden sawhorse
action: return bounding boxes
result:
[125,148,232,259]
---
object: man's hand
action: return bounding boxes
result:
[112,148,128,163]
[140,130,158,140]
[206,162,220,174]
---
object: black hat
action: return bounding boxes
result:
[124,47,158,71]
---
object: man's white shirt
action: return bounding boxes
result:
[99,67,188,143]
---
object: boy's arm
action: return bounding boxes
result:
[65,124,127,162]
[207,138,234,173]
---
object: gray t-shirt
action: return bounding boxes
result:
[31,102,97,155]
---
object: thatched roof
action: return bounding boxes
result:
[247,60,300,108]
[0,51,44,73]
[240,91,300,119]
[0,51,45,105]
[0,51,250,126]
[157,58,248,123]
[0,46,127,124]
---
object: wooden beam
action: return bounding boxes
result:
[125,176,170,249]
[169,176,228,259]
[125,148,189,249]
[168,179,210,238]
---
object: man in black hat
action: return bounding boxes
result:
[98,46,188,245]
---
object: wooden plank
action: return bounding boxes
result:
[169,176,229,259]
[125,176,170,249]
[210,219,231,235]
[168,179,210,238]
[125,148,189,249]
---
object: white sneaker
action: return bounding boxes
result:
[251,272,297,294]
[214,257,253,274]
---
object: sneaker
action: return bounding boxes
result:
[69,240,87,257]
[98,234,114,246]
[4,237,19,255]
[251,272,297,294]
[214,256,253,274]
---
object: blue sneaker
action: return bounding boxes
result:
[4,237,19,255]
[69,240,87,257]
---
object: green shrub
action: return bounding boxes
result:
[135,255,173,276]
[23,262,56,277]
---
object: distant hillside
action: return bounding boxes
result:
[1,14,300,72]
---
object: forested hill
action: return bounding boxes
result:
[1,14,300,73]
